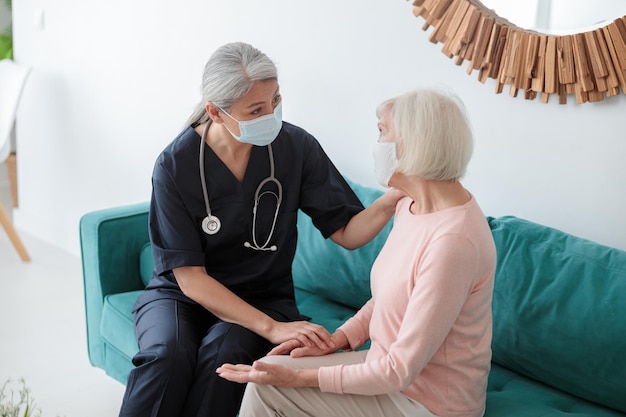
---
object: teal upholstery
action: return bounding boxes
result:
[292,179,392,311]
[79,202,149,384]
[487,216,626,414]
[80,182,626,415]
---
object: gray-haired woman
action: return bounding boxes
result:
[118,42,402,417]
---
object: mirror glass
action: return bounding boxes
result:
[480,0,626,34]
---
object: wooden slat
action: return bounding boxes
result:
[584,31,608,93]
[502,30,520,80]
[596,28,621,91]
[588,89,605,102]
[524,34,539,80]
[524,89,537,100]
[444,0,471,49]
[456,7,481,66]
[488,24,508,80]
[470,14,495,71]
[607,21,626,70]
[462,7,481,44]
[463,33,476,63]
[444,3,475,57]
[603,26,626,90]
[615,17,626,68]
[574,82,588,104]
[557,35,576,84]
[421,0,447,28]
[478,20,501,82]
[431,0,454,20]
[428,0,460,44]
[515,33,531,91]
[531,35,547,93]
[557,83,567,104]
[544,36,558,94]
[573,33,595,92]
[585,31,608,77]
[413,6,425,18]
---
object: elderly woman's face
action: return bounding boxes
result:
[377,106,396,143]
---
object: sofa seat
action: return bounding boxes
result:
[486,365,625,417]
[101,291,142,360]
[90,285,626,416]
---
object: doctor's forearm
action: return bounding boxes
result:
[173,266,275,335]
[331,195,397,249]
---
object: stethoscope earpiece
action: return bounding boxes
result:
[244,241,277,252]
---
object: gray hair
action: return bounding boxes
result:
[185,42,278,127]
[376,88,473,181]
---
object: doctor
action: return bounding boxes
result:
[118,42,402,417]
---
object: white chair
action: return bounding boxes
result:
[0,59,32,262]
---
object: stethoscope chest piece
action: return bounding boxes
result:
[202,215,221,235]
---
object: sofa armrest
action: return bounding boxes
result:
[79,202,150,368]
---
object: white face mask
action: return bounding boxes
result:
[221,102,283,146]
[372,142,398,188]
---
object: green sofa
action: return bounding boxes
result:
[80,180,626,416]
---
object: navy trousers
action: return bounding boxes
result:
[118,298,275,417]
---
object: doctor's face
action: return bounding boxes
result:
[226,80,282,122]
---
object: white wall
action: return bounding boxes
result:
[11,0,626,255]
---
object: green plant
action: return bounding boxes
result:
[0,0,13,60]
[0,378,42,417]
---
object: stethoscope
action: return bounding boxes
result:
[198,122,282,252]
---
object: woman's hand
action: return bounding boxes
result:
[330,187,405,250]
[266,320,335,352]
[380,187,406,209]
[216,361,318,387]
[268,330,348,357]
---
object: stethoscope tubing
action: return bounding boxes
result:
[198,122,282,251]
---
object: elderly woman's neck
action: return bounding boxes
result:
[391,175,470,215]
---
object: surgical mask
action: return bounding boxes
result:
[220,102,283,146]
[372,142,398,188]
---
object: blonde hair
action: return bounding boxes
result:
[376,89,473,181]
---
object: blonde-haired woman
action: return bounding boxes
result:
[218,88,497,417]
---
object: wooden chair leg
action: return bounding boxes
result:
[6,153,18,208]
[0,201,31,262]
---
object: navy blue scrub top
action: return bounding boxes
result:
[135,121,364,320]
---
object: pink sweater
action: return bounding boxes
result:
[318,196,496,417]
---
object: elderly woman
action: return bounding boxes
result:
[218,88,497,417]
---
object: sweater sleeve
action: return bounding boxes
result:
[318,234,480,395]
[337,299,374,350]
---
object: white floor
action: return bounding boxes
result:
[0,166,126,417]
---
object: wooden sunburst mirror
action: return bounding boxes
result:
[409,0,626,103]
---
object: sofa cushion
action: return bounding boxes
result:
[488,216,626,413]
[485,364,625,417]
[292,180,391,309]
[139,242,153,286]
[101,291,142,359]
